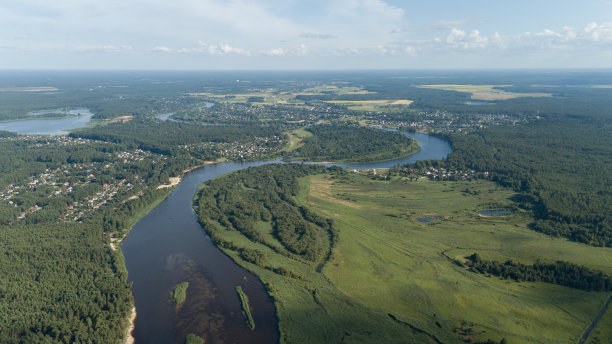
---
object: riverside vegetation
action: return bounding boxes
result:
[195,164,612,343]
[1,70,611,343]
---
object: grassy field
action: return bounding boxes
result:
[585,294,612,344]
[325,99,413,111]
[418,84,552,100]
[186,84,381,107]
[300,85,377,95]
[197,167,612,343]
[300,174,612,343]
[282,127,313,153]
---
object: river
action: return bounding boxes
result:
[121,132,450,344]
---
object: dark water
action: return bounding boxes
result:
[464,101,493,106]
[335,132,452,169]
[479,210,512,216]
[156,102,214,121]
[121,132,451,344]
[417,216,441,223]
[0,108,92,135]
[156,112,175,121]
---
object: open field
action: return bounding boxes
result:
[186,85,380,107]
[584,294,612,344]
[301,85,377,95]
[282,127,313,153]
[299,174,612,343]
[325,99,413,111]
[186,91,306,106]
[418,84,552,100]
[197,166,612,343]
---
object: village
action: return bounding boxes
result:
[351,165,486,182]
[0,138,165,224]
[366,109,530,133]
[184,135,284,160]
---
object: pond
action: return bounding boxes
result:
[479,210,512,216]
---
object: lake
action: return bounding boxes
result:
[479,210,512,216]
[0,108,93,135]
[156,102,215,121]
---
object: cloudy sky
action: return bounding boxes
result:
[1,0,612,69]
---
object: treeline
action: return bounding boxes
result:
[0,223,132,343]
[437,116,612,247]
[196,164,336,264]
[465,253,612,292]
[0,134,196,342]
[70,119,283,158]
[293,124,418,163]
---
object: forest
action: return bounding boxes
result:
[70,119,285,160]
[465,253,612,292]
[196,164,335,264]
[0,134,194,343]
[292,124,419,163]
[437,115,612,247]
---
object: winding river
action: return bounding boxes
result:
[121,132,451,344]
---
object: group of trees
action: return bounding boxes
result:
[0,133,200,342]
[438,116,612,247]
[466,253,612,292]
[293,124,418,163]
[0,222,133,343]
[196,164,335,264]
[71,119,284,159]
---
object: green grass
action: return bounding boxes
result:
[171,282,190,305]
[282,127,313,153]
[196,168,612,343]
[300,174,612,343]
[184,333,204,344]
[585,294,612,344]
[235,286,255,330]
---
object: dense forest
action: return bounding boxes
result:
[465,253,612,292]
[0,134,193,343]
[437,116,612,247]
[0,223,132,343]
[70,119,285,159]
[293,124,419,163]
[196,164,335,265]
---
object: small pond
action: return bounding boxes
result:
[479,210,512,216]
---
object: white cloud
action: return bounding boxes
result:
[297,43,308,56]
[404,46,416,56]
[446,28,488,49]
[266,48,285,56]
[152,46,172,53]
[205,43,251,56]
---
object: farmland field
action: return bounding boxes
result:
[418,84,552,100]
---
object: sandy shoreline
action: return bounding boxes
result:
[157,176,181,189]
[124,306,136,344]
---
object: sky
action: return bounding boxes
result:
[1,0,612,70]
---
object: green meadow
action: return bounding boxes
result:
[196,168,612,343]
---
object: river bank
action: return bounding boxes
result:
[120,133,451,343]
